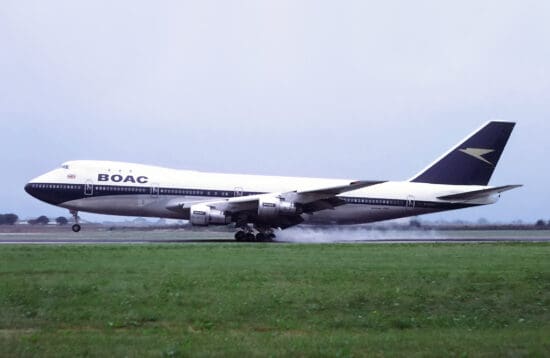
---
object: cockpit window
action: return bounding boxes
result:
[61,164,69,169]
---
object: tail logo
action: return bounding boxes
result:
[459,148,495,165]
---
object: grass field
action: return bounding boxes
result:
[1,242,550,357]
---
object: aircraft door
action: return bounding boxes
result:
[234,187,243,197]
[406,195,415,209]
[84,180,94,196]
[150,184,160,198]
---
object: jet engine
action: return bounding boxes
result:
[189,204,230,226]
[257,196,299,219]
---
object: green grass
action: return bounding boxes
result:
[1,243,550,357]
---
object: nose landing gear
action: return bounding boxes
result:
[70,210,81,232]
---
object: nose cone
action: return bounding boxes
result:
[24,181,60,205]
[24,182,41,200]
[24,170,66,205]
[24,175,79,206]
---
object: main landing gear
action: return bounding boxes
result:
[234,226,276,242]
[70,210,81,232]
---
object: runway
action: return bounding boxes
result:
[0,237,234,244]
[1,230,550,244]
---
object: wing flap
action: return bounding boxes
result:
[301,197,346,213]
[297,180,384,197]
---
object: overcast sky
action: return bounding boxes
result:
[1,1,549,222]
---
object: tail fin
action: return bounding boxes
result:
[410,121,516,186]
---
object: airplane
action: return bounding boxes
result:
[25,121,520,241]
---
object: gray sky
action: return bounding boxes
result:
[1,1,549,222]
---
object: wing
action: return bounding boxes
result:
[166,180,384,227]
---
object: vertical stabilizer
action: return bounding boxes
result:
[410,121,515,186]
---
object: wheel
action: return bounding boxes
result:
[256,233,266,241]
[267,233,276,241]
[72,224,81,233]
[245,233,255,242]
[235,231,246,241]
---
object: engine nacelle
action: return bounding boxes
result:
[189,204,231,226]
[257,197,298,219]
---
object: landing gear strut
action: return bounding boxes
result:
[70,210,81,233]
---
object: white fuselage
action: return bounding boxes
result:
[26,160,494,225]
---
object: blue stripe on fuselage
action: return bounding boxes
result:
[24,182,478,211]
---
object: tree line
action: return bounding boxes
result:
[0,214,18,225]
[1,213,550,227]
[0,214,69,225]
[535,219,550,227]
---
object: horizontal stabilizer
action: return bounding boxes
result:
[437,185,522,202]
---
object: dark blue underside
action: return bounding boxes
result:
[25,183,478,212]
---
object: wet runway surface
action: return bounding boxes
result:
[1,229,550,244]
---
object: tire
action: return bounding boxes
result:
[256,233,266,241]
[72,224,81,233]
[235,231,246,241]
[245,233,255,242]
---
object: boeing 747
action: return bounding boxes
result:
[25,121,520,241]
